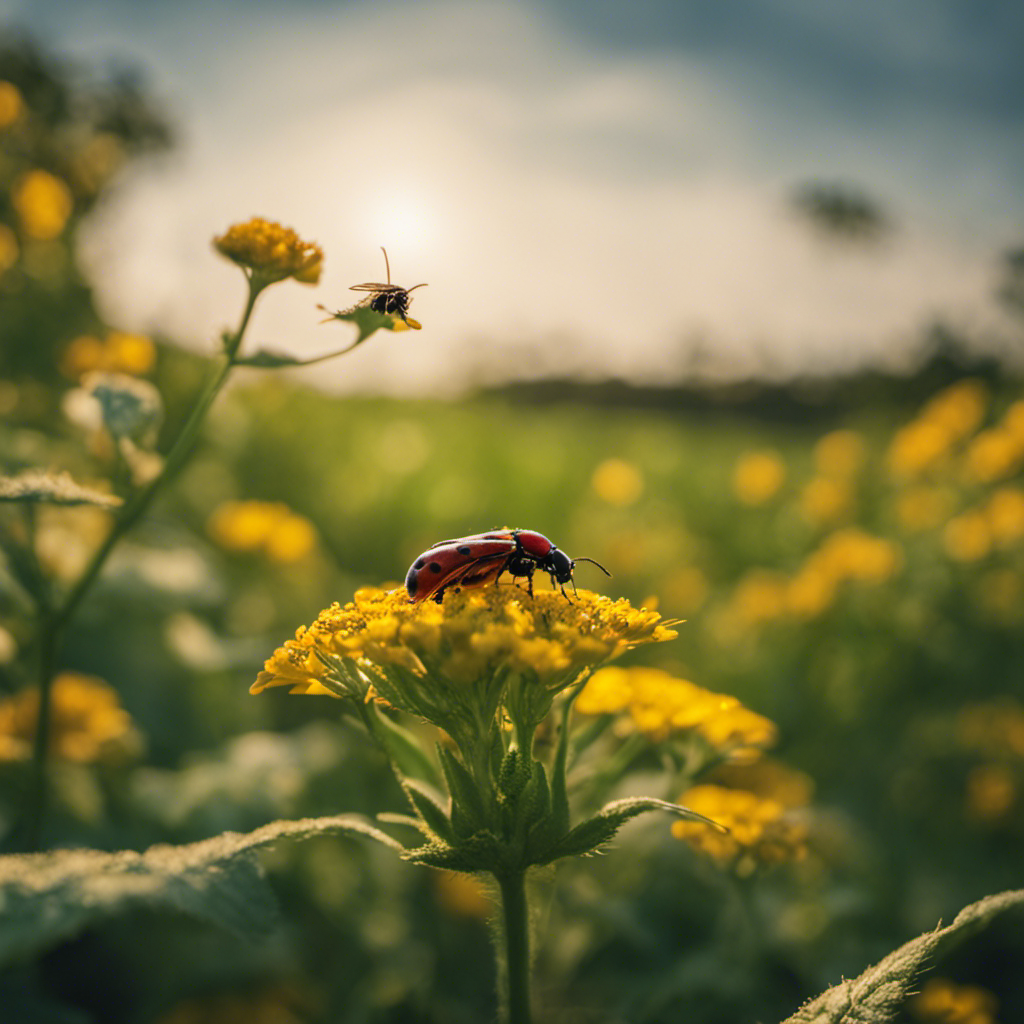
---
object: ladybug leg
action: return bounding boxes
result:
[432,587,446,604]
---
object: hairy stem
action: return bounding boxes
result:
[497,870,533,1024]
[17,281,262,850]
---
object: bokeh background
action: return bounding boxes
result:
[0,2,1023,1022]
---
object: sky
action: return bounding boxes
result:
[3,0,1023,393]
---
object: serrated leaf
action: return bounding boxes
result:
[782,889,1024,1024]
[0,471,122,508]
[0,814,402,965]
[534,796,723,866]
[437,745,488,837]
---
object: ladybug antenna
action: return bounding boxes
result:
[380,246,391,285]
[573,556,612,577]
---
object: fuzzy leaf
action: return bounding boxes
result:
[437,745,488,838]
[0,814,402,965]
[0,471,121,508]
[404,780,457,844]
[534,796,723,866]
[782,889,1024,1024]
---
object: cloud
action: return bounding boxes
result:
[15,0,1013,393]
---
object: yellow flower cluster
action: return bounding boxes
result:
[0,672,142,764]
[729,528,903,625]
[908,977,999,1024]
[60,331,157,379]
[11,169,74,241]
[886,379,988,479]
[253,587,676,697]
[732,450,786,505]
[0,81,25,129]
[576,666,777,758]
[943,487,1024,562]
[813,429,866,477]
[207,500,318,563]
[213,217,323,285]
[671,785,808,871]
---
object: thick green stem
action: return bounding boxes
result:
[17,280,263,850]
[497,870,532,1024]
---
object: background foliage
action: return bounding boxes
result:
[0,35,1022,1024]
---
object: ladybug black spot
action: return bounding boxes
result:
[428,561,443,573]
[457,545,472,554]
[414,559,426,569]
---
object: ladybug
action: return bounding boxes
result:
[405,528,611,604]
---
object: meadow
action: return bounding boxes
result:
[1,37,1023,1024]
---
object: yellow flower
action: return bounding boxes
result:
[660,565,709,614]
[1003,399,1024,443]
[983,488,1024,546]
[943,511,991,562]
[814,528,903,583]
[207,500,317,563]
[731,569,789,625]
[908,978,999,1024]
[922,379,988,439]
[964,764,1016,824]
[60,331,157,379]
[591,458,644,506]
[799,476,853,526]
[895,486,951,532]
[0,81,25,128]
[671,785,808,870]
[0,672,143,764]
[697,705,778,762]
[733,450,786,505]
[785,564,838,619]
[434,871,492,919]
[213,217,323,286]
[253,587,677,749]
[708,758,815,808]
[886,419,953,478]
[813,429,866,477]
[12,169,73,240]
[963,428,1024,483]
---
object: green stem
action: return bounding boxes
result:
[497,870,532,1024]
[17,280,263,850]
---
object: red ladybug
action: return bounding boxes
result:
[405,529,611,604]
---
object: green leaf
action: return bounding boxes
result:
[533,796,723,866]
[317,304,411,346]
[363,704,441,786]
[0,471,122,508]
[234,348,306,367]
[0,814,402,966]
[437,745,488,838]
[404,780,457,844]
[782,889,1024,1024]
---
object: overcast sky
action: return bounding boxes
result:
[3,0,1022,392]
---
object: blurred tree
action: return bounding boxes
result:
[0,34,172,396]
[791,181,889,242]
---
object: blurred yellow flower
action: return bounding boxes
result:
[660,565,709,613]
[963,428,1024,484]
[733,450,786,505]
[60,331,157,379]
[927,378,989,436]
[731,569,789,625]
[207,500,317,563]
[895,485,951,532]
[709,757,815,808]
[0,80,24,128]
[0,672,142,764]
[12,169,73,240]
[0,224,18,274]
[956,700,1024,758]
[909,977,999,1024]
[671,785,808,870]
[799,476,853,525]
[591,458,644,506]
[213,217,323,286]
[813,429,866,477]
[1003,399,1024,443]
[943,511,991,563]
[814,527,903,584]
[964,764,1016,824]
[886,419,953,478]
[976,569,1022,623]
[984,487,1024,546]
[785,564,838,619]
[434,870,492,919]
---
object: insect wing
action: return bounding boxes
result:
[349,282,403,293]
[429,530,516,550]
[406,544,511,603]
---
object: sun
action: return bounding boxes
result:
[359,188,437,255]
